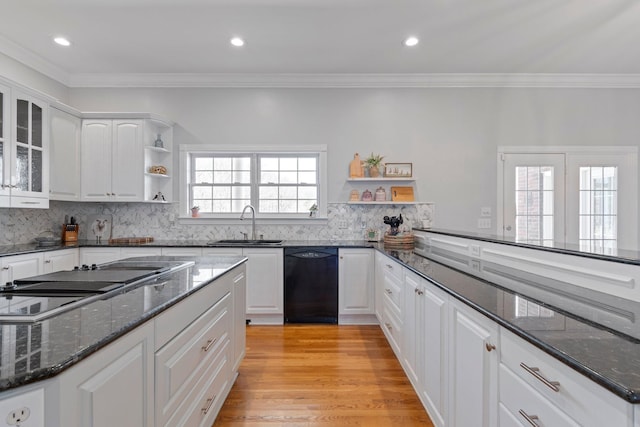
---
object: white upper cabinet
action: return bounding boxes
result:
[50,107,81,201]
[0,86,49,209]
[81,119,144,201]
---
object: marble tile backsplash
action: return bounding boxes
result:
[0,201,434,245]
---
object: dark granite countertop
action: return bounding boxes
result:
[3,237,640,403]
[376,245,640,403]
[0,255,246,392]
[417,228,640,266]
[0,240,374,256]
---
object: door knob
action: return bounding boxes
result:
[505,225,512,231]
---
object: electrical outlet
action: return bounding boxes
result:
[6,407,30,425]
[337,219,348,229]
[477,218,491,229]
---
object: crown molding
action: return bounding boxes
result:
[2,36,640,89]
[67,72,640,89]
[0,35,71,86]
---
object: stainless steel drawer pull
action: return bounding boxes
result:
[385,288,392,294]
[201,394,217,414]
[202,337,217,352]
[416,289,424,296]
[518,409,540,427]
[485,343,496,352]
[385,322,392,331]
[520,362,560,392]
[385,264,393,269]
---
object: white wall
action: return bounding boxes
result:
[0,52,69,102]
[69,86,640,234]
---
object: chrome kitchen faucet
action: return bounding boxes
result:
[240,204,256,240]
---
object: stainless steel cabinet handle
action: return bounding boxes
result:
[45,260,51,264]
[20,201,39,205]
[385,322,392,331]
[385,288,392,294]
[518,410,540,427]
[201,395,217,414]
[520,362,560,392]
[385,264,393,269]
[485,342,496,352]
[1,267,9,271]
[416,289,424,296]
[201,337,217,352]
[506,225,512,231]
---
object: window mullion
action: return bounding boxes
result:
[251,154,260,209]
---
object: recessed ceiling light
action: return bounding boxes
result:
[54,37,71,47]
[230,37,245,47]
[403,36,419,47]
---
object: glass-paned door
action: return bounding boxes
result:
[502,153,566,245]
[566,152,637,253]
[11,94,45,197]
[0,84,9,205]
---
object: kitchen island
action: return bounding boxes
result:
[0,255,247,427]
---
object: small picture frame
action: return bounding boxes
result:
[87,214,113,243]
[384,163,413,178]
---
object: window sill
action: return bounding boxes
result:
[178,217,328,226]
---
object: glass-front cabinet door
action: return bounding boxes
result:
[0,84,10,207]
[10,91,48,207]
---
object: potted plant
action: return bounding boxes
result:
[364,153,384,177]
[191,206,200,217]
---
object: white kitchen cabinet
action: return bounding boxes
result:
[338,248,375,323]
[56,321,154,427]
[79,247,123,266]
[231,268,246,373]
[374,251,385,322]
[0,89,49,208]
[161,247,203,257]
[81,119,144,201]
[448,298,499,427]
[120,247,162,258]
[205,247,282,324]
[500,328,631,427]
[0,252,43,284]
[49,107,81,201]
[43,248,79,273]
[243,247,283,324]
[403,268,448,427]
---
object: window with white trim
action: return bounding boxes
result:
[181,145,327,219]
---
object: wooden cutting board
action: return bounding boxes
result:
[108,237,155,244]
[390,186,415,202]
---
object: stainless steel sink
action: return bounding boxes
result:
[211,239,283,245]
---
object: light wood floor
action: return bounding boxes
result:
[214,324,434,426]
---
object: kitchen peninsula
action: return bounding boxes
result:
[0,255,247,427]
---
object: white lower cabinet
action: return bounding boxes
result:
[403,269,448,427]
[79,247,123,265]
[56,321,155,427]
[448,298,499,427]
[205,247,283,324]
[161,247,203,257]
[0,252,43,283]
[120,247,162,258]
[338,248,375,323]
[43,248,78,272]
[46,262,246,427]
[500,328,632,427]
[232,267,247,373]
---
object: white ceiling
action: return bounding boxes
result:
[1,0,640,87]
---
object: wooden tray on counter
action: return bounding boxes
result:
[108,237,155,244]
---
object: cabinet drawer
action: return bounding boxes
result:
[500,364,580,426]
[164,340,231,427]
[500,329,631,427]
[380,256,403,281]
[383,269,403,311]
[382,305,402,358]
[156,293,231,425]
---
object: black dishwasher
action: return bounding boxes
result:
[284,247,338,324]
